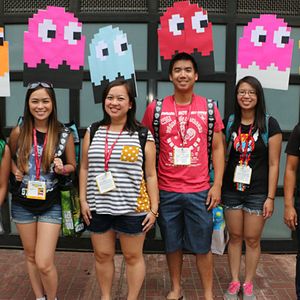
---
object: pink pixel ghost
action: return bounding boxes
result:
[23,6,85,89]
[237,14,294,90]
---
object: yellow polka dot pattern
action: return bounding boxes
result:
[120,145,140,162]
[135,177,150,213]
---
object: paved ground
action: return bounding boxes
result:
[0,249,296,299]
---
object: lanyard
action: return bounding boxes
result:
[237,124,253,165]
[104,125,124,172]
[33,128,48,180]
[173,96,193,146]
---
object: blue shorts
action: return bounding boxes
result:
[222,191,266,215]
[158,190,213,254]
[11,201,62,224]
[87,212,146,235]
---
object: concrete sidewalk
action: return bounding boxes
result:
[0,249,296,299]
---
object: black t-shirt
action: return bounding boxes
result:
[222,116,281,195]
[12,130,66,213]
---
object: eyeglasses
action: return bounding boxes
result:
[237,90,256,97]
[27,82,53,89]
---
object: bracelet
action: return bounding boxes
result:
[150,208,159,218]
[267,196,275,201]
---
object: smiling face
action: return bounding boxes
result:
[237,82,258,112]
[28,88,53,123]
[169,59,198,93]
[104,84,132,123]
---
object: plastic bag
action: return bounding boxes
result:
[211,205,228,255]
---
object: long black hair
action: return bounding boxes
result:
[232,76,267,133]
[99,79,141,133]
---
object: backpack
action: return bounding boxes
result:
[225,113,270,161]
[89,122,148,172]
[152,97,215,171]
[0,140,6,165]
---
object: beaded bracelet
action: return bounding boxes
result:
[150,208,159,218]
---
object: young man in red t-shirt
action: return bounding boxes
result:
[142,52,224,300]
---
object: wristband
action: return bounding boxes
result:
[267,196,275,201]
[150,208,159,218]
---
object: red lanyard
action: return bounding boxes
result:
[173,96,192,146]
[104,125,124,172]
[237,124,253,165]
[33,128,48,180]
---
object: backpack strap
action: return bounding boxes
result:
[261,114,270,147]
[225,114,235,163]
[64,121,80,165]
[138,126,148,174]
[0,140,6,165]
[207,99,215,171]
[55,126,71,157]
[89,121,102,146]
[152,98,163,163]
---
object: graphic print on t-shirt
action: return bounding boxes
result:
[161,109,207,166]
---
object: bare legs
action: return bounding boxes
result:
[166,250,213,300]
[225,209,265,284]
[17,222,61,300]
[91,231,146,300]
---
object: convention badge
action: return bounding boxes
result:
[26,180,46,200]
[95,171,116,194]
[233,165,252,185]
[173,147,191,166]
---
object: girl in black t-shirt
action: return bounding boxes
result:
[222,76,282,300]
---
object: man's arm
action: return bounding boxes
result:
[284,154,299,230]
[206,131,224,210]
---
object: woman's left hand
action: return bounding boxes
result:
[142,213,156,233]
[263,198,274,219]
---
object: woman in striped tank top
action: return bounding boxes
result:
[80,79,159,300]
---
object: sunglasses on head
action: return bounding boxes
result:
[27,82,53,89]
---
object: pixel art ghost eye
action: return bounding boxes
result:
[38,19,56,42]
[273,26,290,48]
[23,6,85,89]
[0,31,3,46]
[191,11,208,33]
[169,14,184,36]
[96,40,109,61]
[251,26,267,46]
[64,22,82,45]
[114,34,128,56]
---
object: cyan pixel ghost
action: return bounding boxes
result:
[88,25,136,103]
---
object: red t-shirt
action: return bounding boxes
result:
[142,94,224,193]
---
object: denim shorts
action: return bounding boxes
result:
[87,212,146,235]
[222,191,266,215]
[11,201,62,224]
[158,190,213,254]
